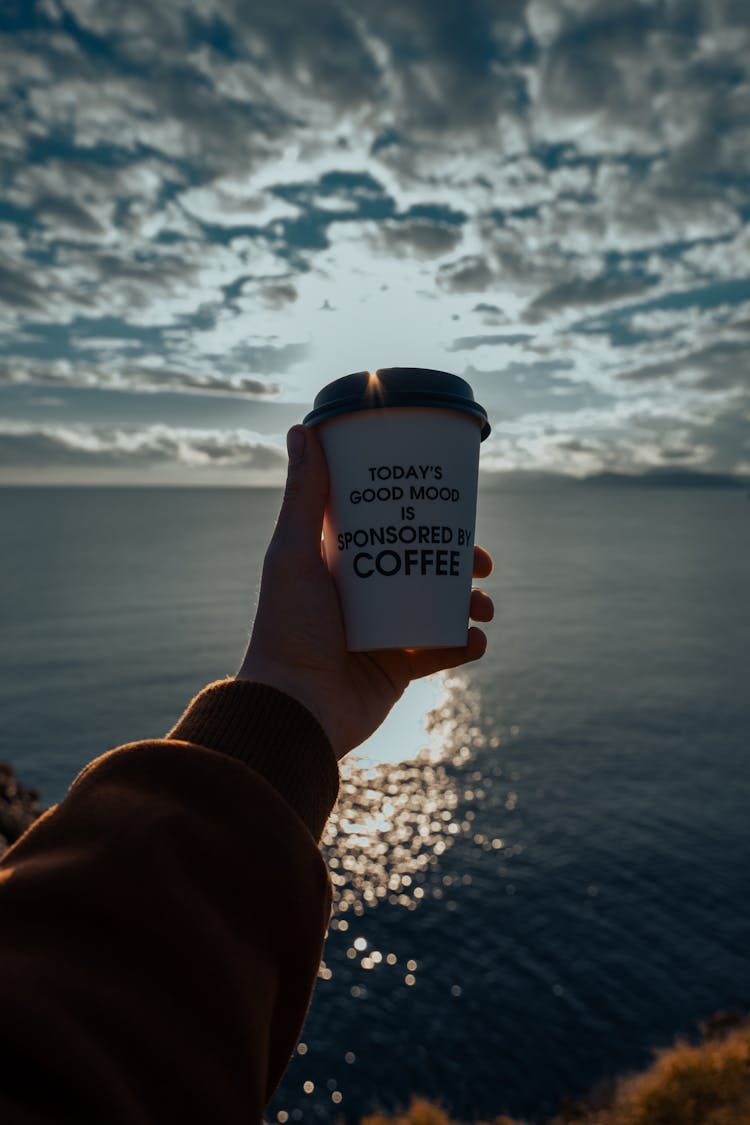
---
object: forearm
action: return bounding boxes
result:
[0,682,339,1124]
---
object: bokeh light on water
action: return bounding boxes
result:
[324,674,488,920]
[268,673,507,1123]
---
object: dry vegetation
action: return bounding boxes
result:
[361,1015,750,1125]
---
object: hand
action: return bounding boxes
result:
[237,425,494,760]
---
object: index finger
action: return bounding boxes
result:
[473,545,493,578]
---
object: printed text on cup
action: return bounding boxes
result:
[335,463,473,579]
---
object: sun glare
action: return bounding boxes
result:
[365,369,384,401]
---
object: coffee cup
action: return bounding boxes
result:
[303,367,490,651]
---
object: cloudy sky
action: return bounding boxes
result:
[1,0,748,483]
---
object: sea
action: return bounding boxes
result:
[1,483,749,1123]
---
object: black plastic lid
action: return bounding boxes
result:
[303,367,490,440]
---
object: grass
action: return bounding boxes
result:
[360,1014,750,1125]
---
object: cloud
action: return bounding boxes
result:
[626,400,750,473]
[438,255,495,293]
[255,281,298,308]
[0,358,282,397]
[617,338,750,391]
[448,334,533,351]
[1,0,750,479]
[0,260,50,311]
[378,217,463,260]
[36,195,106,235]
[529,0,750,159]
[460,361,614,421]
[0,419,287,472]
[178,182,298,229]
[480,399,746,478]
[685,402,750,471]
[525,271,660,323]
[471,302,509,326]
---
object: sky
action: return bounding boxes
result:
[1,0,749,484]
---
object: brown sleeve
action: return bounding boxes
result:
[0,680,339,1124]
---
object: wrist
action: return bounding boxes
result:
[235,660,336,757]
[168,679,339,840]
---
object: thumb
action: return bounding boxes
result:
[270,425,329,560]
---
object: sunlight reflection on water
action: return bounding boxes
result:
[322,674,489,922]
[272,672,501,1120]
[353,674,447,766]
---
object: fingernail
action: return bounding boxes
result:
[287,426,306,465]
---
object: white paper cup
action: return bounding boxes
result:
[304,368,490,651]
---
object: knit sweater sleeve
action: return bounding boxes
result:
[0,679,339,1124]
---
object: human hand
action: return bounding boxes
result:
[237,424,494,760]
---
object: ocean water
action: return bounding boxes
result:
[1,484,749,1122]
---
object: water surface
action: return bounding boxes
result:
[1,485,748,1122]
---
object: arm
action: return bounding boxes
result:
[0,423,492,1123]
[0,682,338,1124]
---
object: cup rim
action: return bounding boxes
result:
[303,367,491,440]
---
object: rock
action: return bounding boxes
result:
[0,762,43,856]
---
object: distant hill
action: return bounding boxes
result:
[479,468,749,490]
